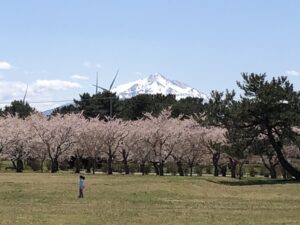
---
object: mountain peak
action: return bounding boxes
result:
[146,73,168,85]
[111,73,208,100]
[149,72,164,78]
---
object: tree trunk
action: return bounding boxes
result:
[268,129,300,180]
[122,149,129,175]
[40,159,45,173]
[123,160,129,175]
[189,165,193,176]
[140,162,145,175]
[270,166,277,179]
[237,163,244,179]
[197,166,203,176]
[11,160,17,170]
[75,156,81,173]
[261,156,278,179]
[152,162,160,175]
[51,158,59,173]
[229,158,237,178]
[212,153,220,176]
[107,155,113,175]
[124,161,129,175]
[16,159,24,172]
[177,161,184,176]
[275,146,300,179]
[86,157,92,174]
[220,165,227,177]
[92,157,96,175]
[159,161,164,176]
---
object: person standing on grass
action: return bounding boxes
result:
[78,175,85,198]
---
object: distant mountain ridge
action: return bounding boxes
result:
[42,103,72,116]
[42,108,54,116]
[111,73,208,100]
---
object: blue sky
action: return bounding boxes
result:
[0,0,299,110]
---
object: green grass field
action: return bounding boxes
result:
[0,173,299,225]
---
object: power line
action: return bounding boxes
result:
[0,99,74,104]
[28,100,74,104]
[0,96,117,105]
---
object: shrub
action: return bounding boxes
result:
[166,162,177,175]
[206,166,212,174]
[113,162,123,173]
[249,165,257,177]
[195,165,203,176]
[141,163,151,175]
[46,160,52,171]
[183,164,189,176]
[59,160,70,171]
[101,163,108,173]
[128,162,139,174]
[27,158,41,171]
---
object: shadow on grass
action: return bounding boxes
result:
[206,178,299,186]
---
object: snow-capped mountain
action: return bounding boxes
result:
[41,73,207,115]
[111,73,208,100]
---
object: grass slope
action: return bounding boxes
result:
[0,173,299,225]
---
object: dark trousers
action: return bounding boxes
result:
[79,188,84,198]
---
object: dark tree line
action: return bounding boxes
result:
[53,93,206,120]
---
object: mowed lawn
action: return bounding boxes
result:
[0,173,299,225]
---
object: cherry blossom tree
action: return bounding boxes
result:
[29,113,81,173]
[0,116,10,155]
[171,140,188,176]
[30,139,48,173]
[130,120,152,175]
[183,126,210,176]
[75,117,103,174]
[142,110,182,176]
[117,120,142,174]
[2,116,32,172]
[162,120,191,175]
[168,118,203,176]
[100,118,128,175]
[203,126,227,176]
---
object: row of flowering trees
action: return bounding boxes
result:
[0,110,228,175]
[1,110,299,178]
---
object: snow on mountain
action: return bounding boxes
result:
[111,73,208,101]
[42,108,54,116]
[41,103,72,116]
